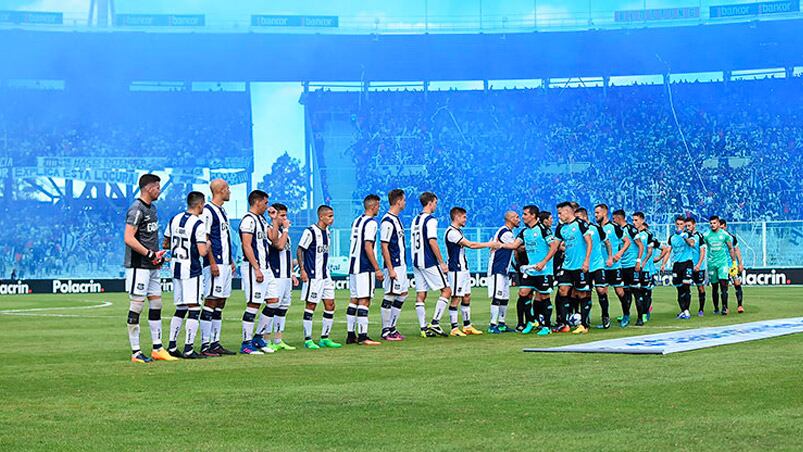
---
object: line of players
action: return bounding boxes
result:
[122,174,746,362]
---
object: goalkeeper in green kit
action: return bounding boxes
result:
[703,216,737,315]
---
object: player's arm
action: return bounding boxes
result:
[429,237,447,273]
[684,232,696,247]
[695,243,706,271]
[125,224,160,261]
[582,233,593,272]
[634,236,645,271]
[535,239,560,271]
[460,237,498,250]
[364,241,383,281]
[726,239,737,264]
[615,234,630,261]
[239,219,263,282]
[734,246,743,272]
[379,221,397,279]
[195,223,208,257]
[660,246,671,270]
[296,229,312,282]
[267,221,289,249]
[604,238,614,267]
[201,210,220,275]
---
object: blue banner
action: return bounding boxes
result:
[251,15,339,28]
[710,1,800,17]
[115,14,205,27]
[614,7,700,22]
[0,10,63,24]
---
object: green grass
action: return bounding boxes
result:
[1,287,802,451]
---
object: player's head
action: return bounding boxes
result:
[504,210,520,228]
[556,201,575,223]
[632,211,645,229]
[186,191,205,213]
[272,203,288,225]
[522,205,539,226]
[720,219,728,229]
[675,215,686,231]
[594,204,609,223]
[709,215,721,231]
[612,209,626,225]
[569,201,580,212]
[685,216,697,232]
[419,191,438,212]
[209,178,230,202]
[450,207,467,227]
[317,205,334,227]
[248,189,269,215]
[363,194,381,216]
[538,211,553,228]
[576,207,589,222]
[138,173,161,201]
[388,188,406,211]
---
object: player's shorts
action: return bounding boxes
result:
[267,277,293,306]
[693,269,707,286]
[413,266,447,292]
[487,273,511,300]
[671,261,693,286]
[709,264,729,284]
[383,266,410,295]
[604,268,624,288]
[125,268,161,300]
[590,269,607,288]
[241,263,275,304]
[173,276,202,306]
[621,267,640,288]
[558,269,591,292]
[641,272,657,290]
[301,278,335,304]
[520,274,553,294]
[448,271,472,297]
[202,264,233,299]
[349,272,376,299]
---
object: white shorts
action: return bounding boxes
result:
[487,273,510,300]
[448,271,472,298]
[125,268,161,300]
[383,266,410,295]
[173,276,202,306]
[349,272,375,299]
[413,266,447,292]
[301,278,336,304]
[267,277,293,306]
[241,264,275,305]
[202,264,233,299]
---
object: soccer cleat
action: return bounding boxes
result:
[498,323,517,333]
[152,348,179,361]
[131,352,153,364]
[358,337,381,346]
[536,326,551,336]
[427,324,448,337]
[713,309,720,315]
[271,340,297,351]
[737,306,744,314]
[391,329,406,340]
[183,350,206,359]
[318,338,342,348]
[698,310,705,317]
[346,333,358,344]
[240,342,265,355]
[462,325,484,335]
[596,317,611,329]
[635,318,644,326]
[616,315,624,321]
[200,347,220,358]
[645,311,651,322]
[251,335,269,350]
[620,315,630,328]
[556,325,571,333]
[211,344,236,356]
[449,327,466,337]
[419,330,428,338]
[487,324,501,334]
[304,339,321,350]
[721,308,729,316]
[572,325,589,334]
[384,332,404,341]
[521,321,539,335]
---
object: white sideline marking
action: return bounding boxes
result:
[0,300,113,315]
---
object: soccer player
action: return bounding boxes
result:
[238,190,276,355]
[642,226,669,321]
[553,202,593,334]
[199,179,236,357]
[297,205,342,349]
[686,217,708,315]
[594,204,630,329]
[667,215,696,319]
[632,212,652,326]
[346,195,383,345]
[703,216,737,315]
[164,191,209,359]
[721,219,746,313]
[486,211,521,334]
[123,173,175,363]
[410,192,451,338]
[513,209,560,335]
[612,209,644,327]
[576,208,612,329]
[379,189,409,341]
[260,203,298,351]
[443,207,497,336]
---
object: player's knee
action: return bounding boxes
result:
[303,309,314,321]
[174,306,188,318]
[322,310,334,319]
[392,298,405,309]
[148,297,162,310]
[491,298,501,306]
[442,288,452,299]
[127,301,143,324]
[381,298,393,309]
[305,302,317,311]
[187,307,201,320]
[242,309,256,322]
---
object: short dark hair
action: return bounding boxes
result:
[248,190,269,206]
[388,189,405,206]
[523,205,539,216]
[686,217,697,224]
[569,201,580,211]
[720,219,728,226]
[612,209,626,218]
[675,215,686,222]
[450,206,467,220]
[138,173,160,190]
[633,211,645,220]
[186,191,205,208]
[538,211,552,222]
[595,203,609,212]
[317,205,333,216]
[709,215,720,222]
[419,191,437,207]
[576,207,588,217]
[556,201,572,210]
[363,194,380,209]
[272,203,288,213]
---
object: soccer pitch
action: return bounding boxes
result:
[1,287,802,451]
